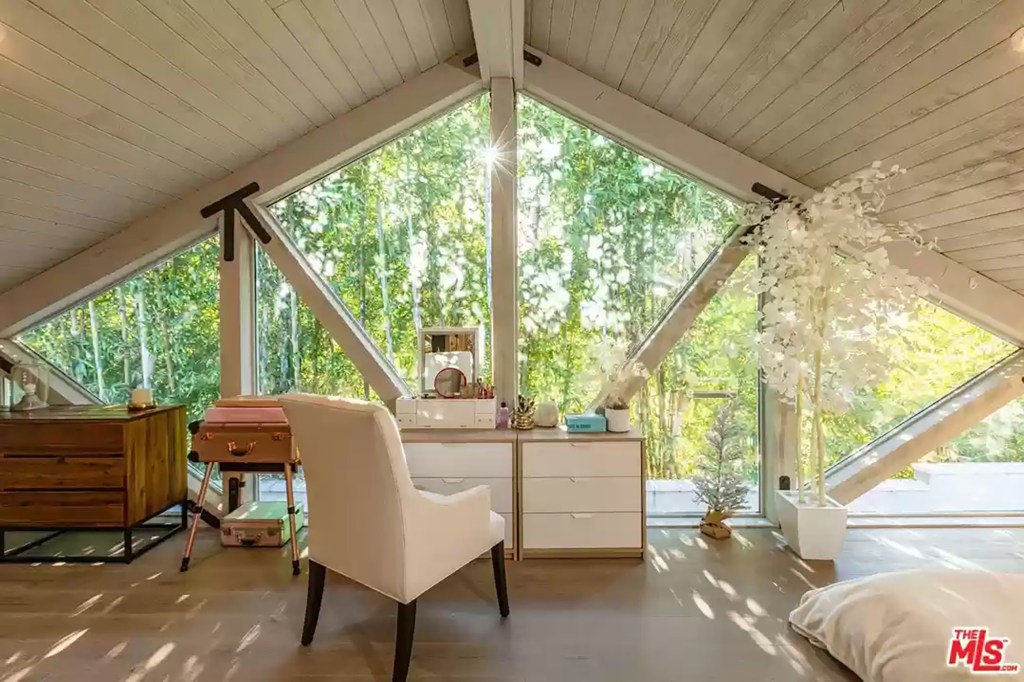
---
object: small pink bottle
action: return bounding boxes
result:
[496,401,510,429]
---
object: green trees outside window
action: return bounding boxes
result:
[825,301,1014,468]
[256,250,378,400]
[19,238,221,423]
[642,258,760,510]
[267,94,492,391]
[517,95,741,415]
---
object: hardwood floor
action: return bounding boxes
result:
[1,527,1022,681]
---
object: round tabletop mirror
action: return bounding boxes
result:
[434,367,466,399]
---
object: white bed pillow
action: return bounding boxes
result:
[790,570,1024,681]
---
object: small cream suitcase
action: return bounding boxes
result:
[220,501,305,547]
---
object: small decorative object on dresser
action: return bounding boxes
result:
[692,402,750,541]
[128,386,155,410]
[600,361,647,433]
[512,395,535,430]
[10,361,50,411]
[534,400,559,428]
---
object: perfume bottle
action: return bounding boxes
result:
[496,401,510,429]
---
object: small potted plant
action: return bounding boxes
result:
[601,361,647,432]
[693,401,749,539]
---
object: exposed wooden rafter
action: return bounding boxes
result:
[467,0,525,86]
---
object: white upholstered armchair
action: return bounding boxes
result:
[276,394,509,682]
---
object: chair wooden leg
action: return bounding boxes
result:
[393,599,417,682]
[491,541,510,618]
[301,560,326,646]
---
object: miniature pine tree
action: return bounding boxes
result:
[692,401,750,516]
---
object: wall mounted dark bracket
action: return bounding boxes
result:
[752,182,788,202]
[462,50,542,69]
[200,182,271,262]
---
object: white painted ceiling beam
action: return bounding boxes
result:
[827,350,1024,504]
[468,0,524,86]
[521,49,1024,347]
[0,58,482,337]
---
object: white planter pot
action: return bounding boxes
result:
[605,408,631,433]
[776,490,848,561]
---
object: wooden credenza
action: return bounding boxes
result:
[0,405,188,563]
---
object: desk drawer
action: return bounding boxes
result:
[523,477,640,513]
[523,512,641,549]
[522,442,641,477]
[412,477,513,513]
[0,456,124,490]
[404,443,512,478]
[0,422,123,456]
[0,491,125,527]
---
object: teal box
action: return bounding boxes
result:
[566,414,607,432]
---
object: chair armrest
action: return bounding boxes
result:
[402,485,495,599]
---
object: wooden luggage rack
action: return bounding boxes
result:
[180,398,303,575]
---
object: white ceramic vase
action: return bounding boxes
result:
[605,407,631,433]
[775,490,848,561]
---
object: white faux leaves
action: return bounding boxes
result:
[745,165,932,414]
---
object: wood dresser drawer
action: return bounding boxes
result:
[0,422,123,456]
[522,442,641,477]
[404,443,513,478]
[0,455,125,490]
[0,491,125,527]
[412,477,514,514]
[523,477,641,513]
[522,512,641,549]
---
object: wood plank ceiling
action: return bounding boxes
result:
[526,0,1024,296]
[0,0,472,293]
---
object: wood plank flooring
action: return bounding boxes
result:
[1,527,1022,681]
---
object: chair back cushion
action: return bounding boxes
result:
[277,394,415,600]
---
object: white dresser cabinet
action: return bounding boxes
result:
[401,430,517,556]
[519,430,645,558]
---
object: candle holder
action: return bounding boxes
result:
[128,387,157,411]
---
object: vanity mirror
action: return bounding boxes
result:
[420,326,480,397]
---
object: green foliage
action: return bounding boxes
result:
[263,94,492,395]
[822,302,1014,466]
[19,239,220,423]
[17,93,1023,510]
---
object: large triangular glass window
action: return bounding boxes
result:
[516,94,741,413]
[268,94,492,391]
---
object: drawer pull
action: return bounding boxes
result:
[227,441,255,457]
[441,477,465,484]
[570,513,593,520]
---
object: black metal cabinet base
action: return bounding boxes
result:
[0,501,187,564]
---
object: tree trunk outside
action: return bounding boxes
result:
[134,280,153,389]
[376,199,394,364]
[87,300,105,400]
[117,287,132,387]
